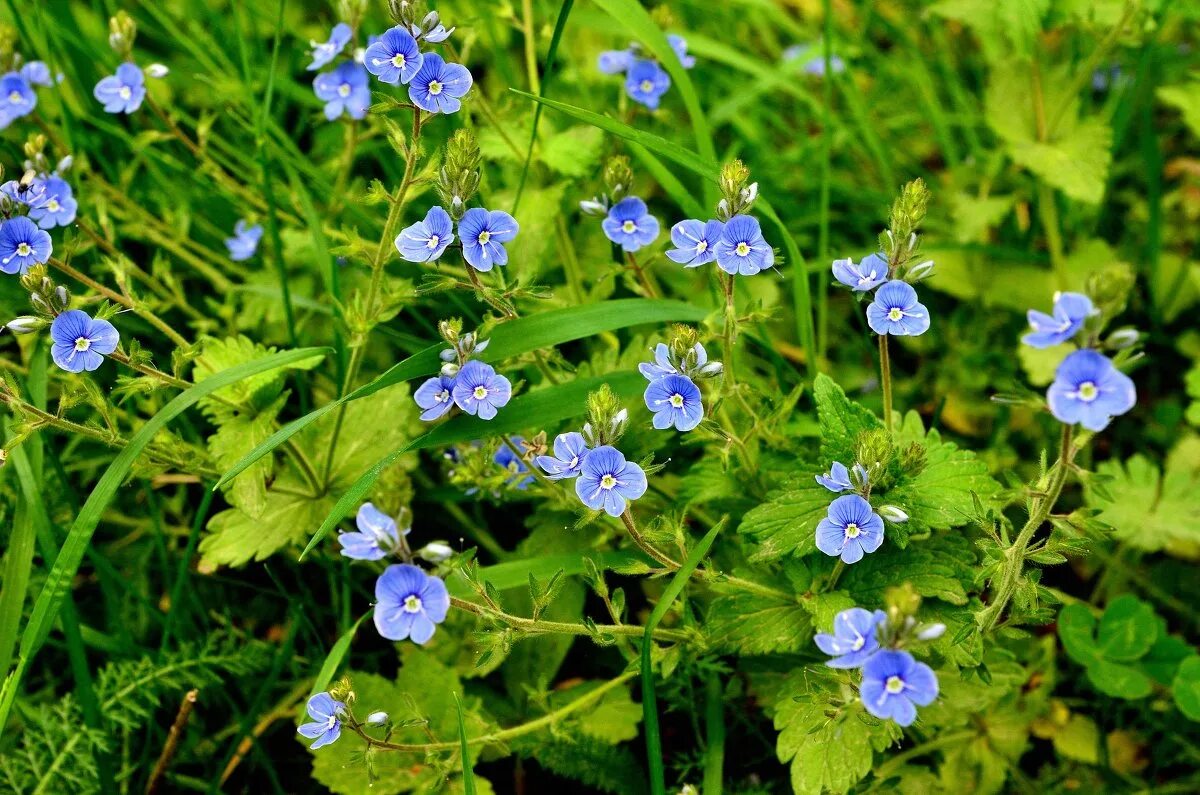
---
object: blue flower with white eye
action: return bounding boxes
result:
[602,197,659,252]
[408,53,472,114]
[666,219,723,267]
[451,360,512,420]
[27,177,77,230]
[0,71,36,129]
[49,310,119,373]
[0,216,52,274]
[297,693,344,750]
[598,48,634,74]
[364,26,423,84]
[494,437,535,490]
[338,502,408,560]
[832,253,888,292]
[575,445,648,517]
[0,178,47,210]
[816,494,884,564]
[815,461,869,493]
[536,432,590,480]
[714,215,773,276]
[313,61,370,120]
[395,206,454,263]
[1022,292,1095,349]
[1046,349,1136,431]
[667,34,696,68]
[638,343,678,381]
[94,63,145,114]
[866,280,930,336]
[224,220,263,261]
[458,208,519,272]
[308,22,352,71]
[374,564,450,644]
[814,607,886,669]
[644,373,704,432]
[625,59,670,109]
[859,650,939,727]
[414,373,456,420]
[20,62,53,86]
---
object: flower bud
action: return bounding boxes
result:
[878,505,909,523]
[56,155,73,173]
[53,286,71,312]
[439,348,457,363]
[366,711,389,725]
[146,63,169,78]
[604,156,633,201]
[3,316,44,334]
[916,623,946,641]
[418,541,454,562]
[906,260,935,281]
[1106,327,1139,350]
[579,198,607,216]
[440,362,460,378]
[698,361,724,378]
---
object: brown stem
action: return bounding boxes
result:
[146,689,198,795]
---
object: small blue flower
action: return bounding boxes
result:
[224,220,263,261]
[536,432,590,480]
[458,208,519,272]
[451,360,512,420]
[339,502,407,560]
[1092,65,1121,92]
[816,494,884,564]
[1022,292,1094,349]
[668,34,696,69]
[395,206,455,262]
[714,215,773,276]
[1046,349,1136,431]
[859,650,939,727]
[20,62,53,87]
[575,445,648,517]
[832,253,888,292]
[414,373,456,420]
[815,461,861,493]
[0,72,36,129]
[94,63,145,114]
[0,178,48,210]
[374,563,450,644]
[408,53,472,114]
[666,219,723,267]
[602,197,659,252]
[313,61,370,120]
[0,216,52,274]
[494,437,535,490]
[27,176,77,229]
[297,693,345,750]
[598,48,634,74]
[364,26,423,85]
[638,343,679,381]
[410,20,455,43]
[866,280,930,336]
[49,310,119,373]
[644,373,704,431]
[625,59,670,109]
[784,44,846,76]
[308,22,352,71]
[814,607,886,669]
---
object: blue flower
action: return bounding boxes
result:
[668,34,696,68]
[598,48,634,74]
[1046,349,1136,431]
[625,59,670,109]
[0,216,52,274]
[814,607,886,669]
[338,502,407,560]
[414,373,456,420]
[224,220,263,261]
[575,445,648,517]
[308,22,352,71]
[1022,292,1094,348]
[866,280,930,336]
[638,343,679,381]
[0,72,36,129]
[395,206,454,262]
[494,437,535,490]
[314,61,370,120]
[714,215,773,276]
[27,177,77,229]
[459,208,519,272]
[666,219,723,267]
[644,373,704,431]
[49,310,119,373]
[602,197,659,252]
[408,53,472,114]
[374,563,450,644]
[0,178,48,210]
[297,693,345,750]
[832,253,888,292]
[364,26,423,84]
[94,63,145,114]
[815,461,862,493]
[536,432,590,480]
[410,18,455,43]
[816,494,884,564]
[20,62,53,86]
[859,650,938,727]
[451,360,512,420]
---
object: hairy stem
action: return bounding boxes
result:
[450,596,691,642]
[878,333,893,430]
[49,257,191,349]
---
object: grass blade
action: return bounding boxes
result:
[310,610,371,697]
[455,692,477,795]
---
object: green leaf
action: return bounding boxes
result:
[1158,80,1200,139]
[705,592,812,655]
[814,373,882,465]
[1172,656,1200,721]
[1096,594,1158,662]
[738,475,830,561]
[310,611,371,697]
[929,0,1048,64]
[546,680,642,744]
[1057,604,1102,666]
[208,393,287,517]
[446,551,646,597]
[1008,116,1112,204]
[1052,714,1100,764]
[1087,658,1153,699]
[839,533,976,606]
[456,693,476,795]
[1142,631,1193,686]
[1084,442,1200,552]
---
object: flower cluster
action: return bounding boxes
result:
[396,205,519,271]
[814,606,942,726]
[638,337,722,432]
[413,322,511,421]
[93,14,166,116]
[1021,291,1137,431]
[597,34,693,110]
[5,265,122,374]
[668,160,774,276]
[1,56,56,130]
[813,460,908,564]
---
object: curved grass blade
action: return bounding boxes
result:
[455,692,477,795]
[219,298,706,490]
[630,142,708,220]
[310,610,371,698]
[445,550,647,597]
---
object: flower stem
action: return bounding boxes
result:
[49,257,191,350]
[722,272,737,387]
[625,252,660,298]
[877,333,893,431]
[449,596,691,642]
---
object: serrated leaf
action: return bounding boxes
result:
[1158,80,1200,139]
[839,534,976,606]
[814,374,882,465]
[1084,442,1200,553]
[706,592,813,655]
[738,476,830,561]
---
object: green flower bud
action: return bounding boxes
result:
[604,156,633,202]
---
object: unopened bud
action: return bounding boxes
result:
[3,316,43,334]
[440,362,460,378]
[1106,327,1139,350]
[366,711,389,725]
[418,542,454,562]
[579,198,607,216]
[906,260,934,281]
[698,361,724,377]
[146,63,169,78]
[916,623,946,641]
[878,505,909,523]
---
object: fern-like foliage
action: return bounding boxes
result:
[522,732,649,795]
[0,695,108,795]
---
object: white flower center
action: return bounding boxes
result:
[885,675,905,694]
[669,393,684,408]
[851,635,865,651]
[8,90,21,103]
[640,79,653,93]
[696,240,708,253]
[337,83,351,97]
[477,230,491,244]
[426,234,440,249]
[428,79,443,95]
[735,242,750,256]
[402,595,423,613]
[567,455,579,468]
[436,389,450,403]
[1077,381,1098,402]
[887,307,903,321]
[600,474,617,489]
[858,270,877,285]
[845,522,861,539]
[16,243,31,257]
[118,86,132,100]
[74,336,92,352]
[46,199,60,212]
[391,53,407,68]
[473,385,488,400]
[622,220,636,233]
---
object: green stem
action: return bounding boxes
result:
[722,272,737,387]
[702,673,725,795]
[878,334,893,431]
[450,596,690,642]
[48,258,190,349]
[816,0,833,362]
[872,729,977,782]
